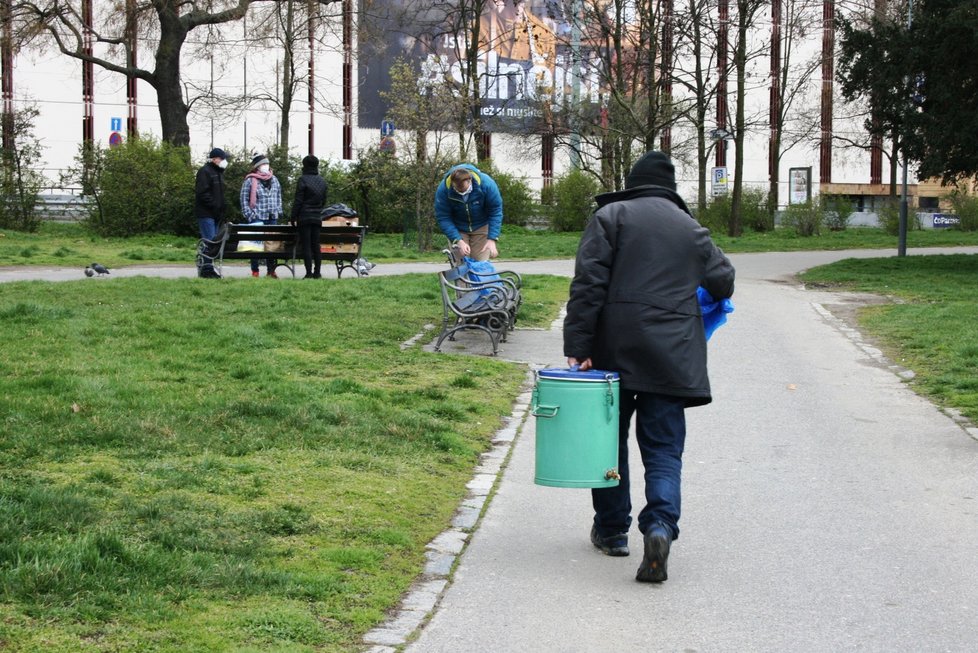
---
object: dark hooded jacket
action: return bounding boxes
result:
[290,163,328,225]
[563,185,735,406]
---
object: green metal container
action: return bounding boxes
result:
[531,367,620,488]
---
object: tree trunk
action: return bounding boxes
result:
[729,5,750,237]
[152,3,192,146]
[279,1,296,150]
[691,0,708,211]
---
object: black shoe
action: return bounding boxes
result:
[591,526,629,557]
[636,523,671,583]
[312,272,322,279]
[200,268,221,279]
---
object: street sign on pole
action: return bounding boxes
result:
[111,117,122,132]
[381,120,395,137]
[108,132,123,148]
[711,167,728,196]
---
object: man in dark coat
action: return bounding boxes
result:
[194,147,229,278]
[564,151,735,583]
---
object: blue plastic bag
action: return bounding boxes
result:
[463,257,503,296]
[697,287,734,341]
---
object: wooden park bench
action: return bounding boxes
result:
[197,222,367,278]
[434,253,523,355]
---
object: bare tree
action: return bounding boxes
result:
[381,59,458,249]
[767,0,822,219]
[727,0,768,236]
[235,0,350,152]
[670,0,722,209]
[528,0,683,191]
[361,0,489,160]
[13,0,258,147]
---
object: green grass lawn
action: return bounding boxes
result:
[3,221,978,268]
[800,254,978,423]
[3,219,977,651]
[0,273,569,652]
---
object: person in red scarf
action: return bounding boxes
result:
[239,154,284,278]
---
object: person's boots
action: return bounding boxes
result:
[590,526,629,557]
[636,522,671,583]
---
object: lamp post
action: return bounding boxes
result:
[898,0,914,257]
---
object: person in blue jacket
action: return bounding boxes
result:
[434,163,504,261]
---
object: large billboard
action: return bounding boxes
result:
[358,0,605,133]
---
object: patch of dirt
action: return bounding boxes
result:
[818,291,897,329]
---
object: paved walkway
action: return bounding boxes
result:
[4,248,977,652]
[396,248,978,653]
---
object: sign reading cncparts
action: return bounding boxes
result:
[932,213,960,228]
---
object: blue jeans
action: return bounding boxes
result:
[592,391,687,541]
[198,217,218,271]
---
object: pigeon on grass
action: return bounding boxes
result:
[91,263,110,275]
[84,267,95,277]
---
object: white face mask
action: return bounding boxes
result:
[217,159,228,169]
[258,164,270,174]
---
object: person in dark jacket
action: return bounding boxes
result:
[290,155,329,278]
[563,151,735,583]
[194,147,229,278]
[434,163,504,261]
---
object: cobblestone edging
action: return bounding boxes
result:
[361,374,535,652]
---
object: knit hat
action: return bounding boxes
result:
[208,147,227,160]
[625,151,676,190]
[250,154,270,169]
[302,155,319,171]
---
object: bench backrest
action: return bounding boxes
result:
[228,224,297,242]
[320,225,365,245]
[443,263,470,283]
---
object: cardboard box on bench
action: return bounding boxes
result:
[321,218,360,253]
[321,243,359,254]
[323,217,359,227]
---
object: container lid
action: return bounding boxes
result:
[538,367,619,382]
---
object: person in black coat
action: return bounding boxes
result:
[194,147,228,278]
[563,151,735,583]
[290,155,328,278]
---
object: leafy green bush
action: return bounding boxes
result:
[475,161,535,228]
[875,199,921,235]
[548,168,600,232]
[87,137,195,236]
[695,195,731,233]
[0,106,46,232]
[945,186,978,231]
[823,194,855,231]
[346,149,428,233]
[320,160,358,207]
[877,199,900,235]
[781,198,823,236]
[741,186,773,232]
[540,182,556,207]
